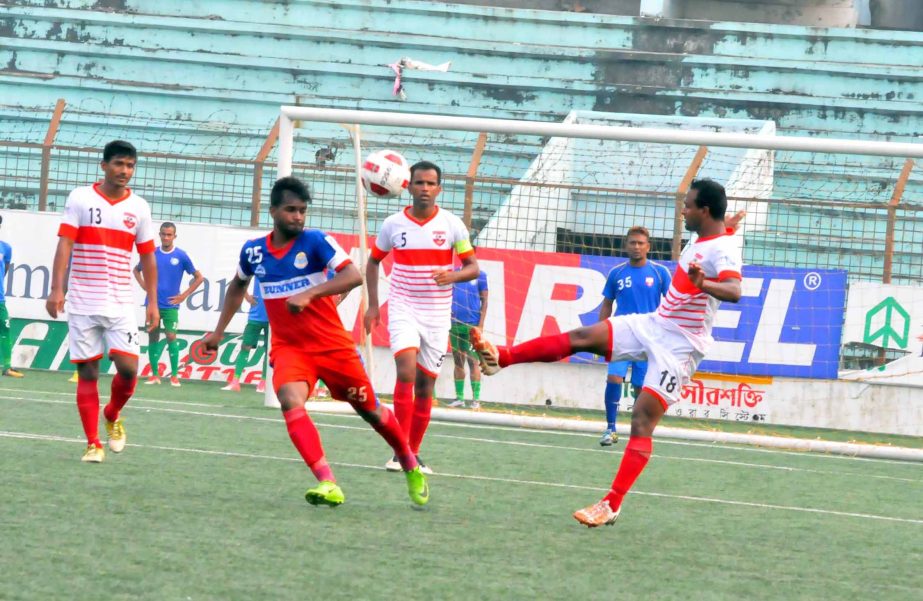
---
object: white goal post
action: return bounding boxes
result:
[278,107,923,159]
[267,106,923,457]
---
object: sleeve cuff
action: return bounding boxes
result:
[370,245,389,261]
[457,248,475,260]
[136,239,155,254]
[58,223,78,240]
[236,265,252,280]
[717,270,742,281]
[333,258,353,272]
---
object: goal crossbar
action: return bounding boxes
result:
[279,106,923,160]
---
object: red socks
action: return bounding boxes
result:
[603,436,653,511]
[76,378,101,447]
[392,380,414,436]
[499,332,573,367]
[283,407,334,482]
[371,406,418,471]
[408,396,432,455]
[103,373,136,423]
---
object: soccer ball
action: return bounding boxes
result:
[361,150,410,198]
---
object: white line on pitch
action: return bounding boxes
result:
[3,394,920,484]
[1,429,920,526]
[6,385,916,467]
[314,409,923,466]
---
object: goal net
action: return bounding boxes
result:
[275,106,923,425]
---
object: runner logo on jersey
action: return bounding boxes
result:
[254,265,266,277]
[432,231,447,246]
[123,212,137,229]
[294,251,308,269]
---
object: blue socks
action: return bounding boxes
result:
[604,381,622,430]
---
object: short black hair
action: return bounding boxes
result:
[689,178,727,220]
[410,160,442,185]
[270,176,312,207]
[626,225,650,241]
[103,140,137,162]
[160,222,176,232]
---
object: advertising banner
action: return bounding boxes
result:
[3,211,846,379]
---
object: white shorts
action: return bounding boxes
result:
[68,312,141,363]
[606,312,703,408]
[388,310,449,378]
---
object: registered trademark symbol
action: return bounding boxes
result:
[803,272,822,291]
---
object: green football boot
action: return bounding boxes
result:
[405,466,430,507]
[305,481,345,507]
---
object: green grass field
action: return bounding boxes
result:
[1,371,921,601]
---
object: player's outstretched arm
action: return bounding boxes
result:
[286,263,362,314]
[45,237,74,318]
[169,270,205,306]
[139,252,159,332]
[204,276,248,351]
[132,263,146,290]
[597,298,614,322]
[687,262,742,303]
[478,287,489,330]
[726,210,746,233]
[364,256,382,332]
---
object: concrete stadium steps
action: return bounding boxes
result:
[744,234,883,277]
[6,3,923,141]
[2,8,599,78]
[17,0,923,67]
[594,52,923,121]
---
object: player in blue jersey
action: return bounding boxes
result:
[0,216,23,378]
[133,222,204,386]
[597,226,671,446]
[448,265,488,409]
[222,282,268,393]
[203,176,428,507]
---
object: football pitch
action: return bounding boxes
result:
[1,372,920,601]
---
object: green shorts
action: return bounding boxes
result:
[158,308,179,333]
[242,320,269,348]
[449,322,475,355]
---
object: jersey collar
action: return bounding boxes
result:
[92,182,132,205]
[403,205,439,226]
[694,232,730,243]
[266,232,298,259]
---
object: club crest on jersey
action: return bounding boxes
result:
[254,265,266,277]
[122,212,137,229]
[294,251,308,269]
[432,231,447,246]
[170,257,180,266]
[645,276,654,286]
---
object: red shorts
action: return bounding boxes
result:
[271,345,378,412]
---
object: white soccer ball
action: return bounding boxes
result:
[361,150,410,198]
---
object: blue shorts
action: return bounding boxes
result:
[607,360,648,387]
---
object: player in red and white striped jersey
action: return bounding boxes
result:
[471,179,743,527]
[45,141,159,463]
[365,161,479,472]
